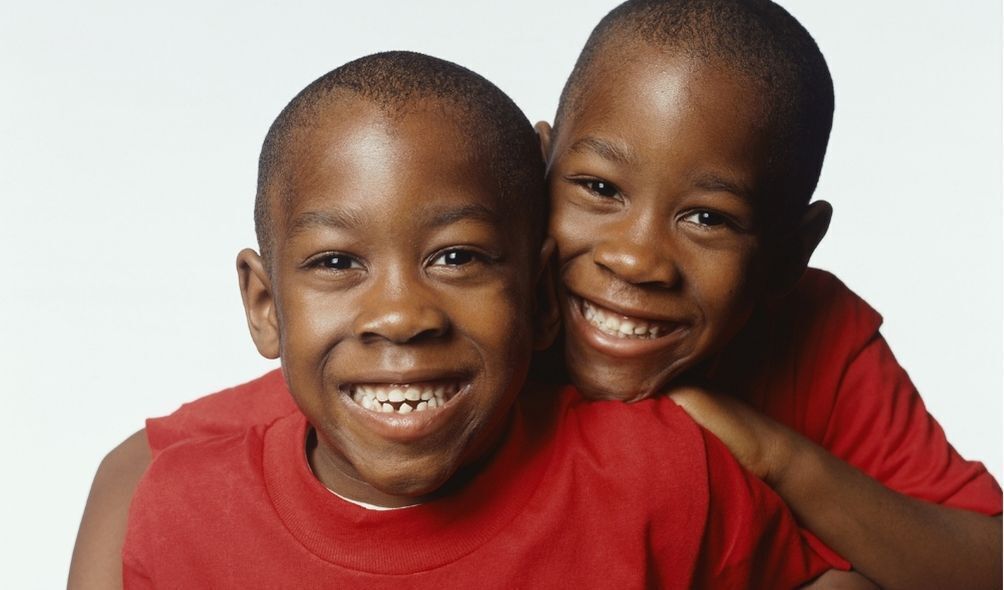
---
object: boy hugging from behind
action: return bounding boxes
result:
[536,2,1000,588]
[120,52,834,588]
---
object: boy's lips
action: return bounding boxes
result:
[567,294,689,358]
[336,375,473,443]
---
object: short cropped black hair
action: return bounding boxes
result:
[555,0,834,219]
[255,51,546,264]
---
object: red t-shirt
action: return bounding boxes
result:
[126,386,832,588]
[708,269,1001,515]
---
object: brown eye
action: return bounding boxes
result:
[316,254,362,270]
[585,179,619,198]
[432,249,479,266]
[683,210,729,227]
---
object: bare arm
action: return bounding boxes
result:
[803,570,880,590]
[671,389,1002,590]
[68,430,151,590]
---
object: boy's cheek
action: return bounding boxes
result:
[548,197,594,258]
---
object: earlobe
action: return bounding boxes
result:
[534,121,553,167]
[236,249,281,359]
[532,237,561,351]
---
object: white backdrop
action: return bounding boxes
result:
[1,1,1000,586]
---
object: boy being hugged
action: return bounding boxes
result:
[120,51,834,588]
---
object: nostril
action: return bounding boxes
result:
[354,308,451,344]
[593,242,678,288]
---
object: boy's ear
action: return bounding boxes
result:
[532,237,561,351]
[769,200,832,295]
[237,248,280,359]
[534,121,553,166]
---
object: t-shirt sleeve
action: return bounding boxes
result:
[693,428,841,588]
[822,332,1002,515]
[145,369,296,455]
[122,555,154,590]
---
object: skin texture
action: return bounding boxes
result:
[543,46,829,402]
[237,96,551,507]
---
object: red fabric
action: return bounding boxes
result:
[145,368,297,456]
[709,269,1001,516]
[125,387,831,589]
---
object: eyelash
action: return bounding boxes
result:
[681,210,733,230]
[306,252,364,271]
[570,177,622,201]
[304,248,493,272]
[570,176,738,231]
[429,247,493,268]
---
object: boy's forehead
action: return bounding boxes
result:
[563,44,771,185]
[577,42,767,127]
[270,97,506,233]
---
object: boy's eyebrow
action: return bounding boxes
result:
[423,203,500,228]
[692,172,754,201]
[288,208,366,235]
[287,203,499,236]
[567,136,635,165]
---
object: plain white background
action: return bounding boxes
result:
[1,1,1000,586]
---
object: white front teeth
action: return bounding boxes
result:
[351,383,458,414]
[581,299,667,339]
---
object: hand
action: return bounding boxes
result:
[668,386,796,486]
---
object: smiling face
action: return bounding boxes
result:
[547,46,775,402]
[239,96,542,507]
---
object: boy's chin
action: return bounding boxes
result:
[565,349,686,404]
[356,461,458,504]
[568,367,661,404]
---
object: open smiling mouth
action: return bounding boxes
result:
[347,382,462,415]
[577,297,676,340]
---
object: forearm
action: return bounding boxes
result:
[773,436,1002,590]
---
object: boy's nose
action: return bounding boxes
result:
[353,277,450,344]
[592,228,679,288]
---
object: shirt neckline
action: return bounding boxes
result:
[262,393,559,574]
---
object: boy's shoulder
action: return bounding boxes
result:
[551,383,711,496]
[133,418,273,515]
[124,413,306,583]
[551,387,835,583]
[716,268,885,405]
[145,368,296,454]
[780,267,883,343]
